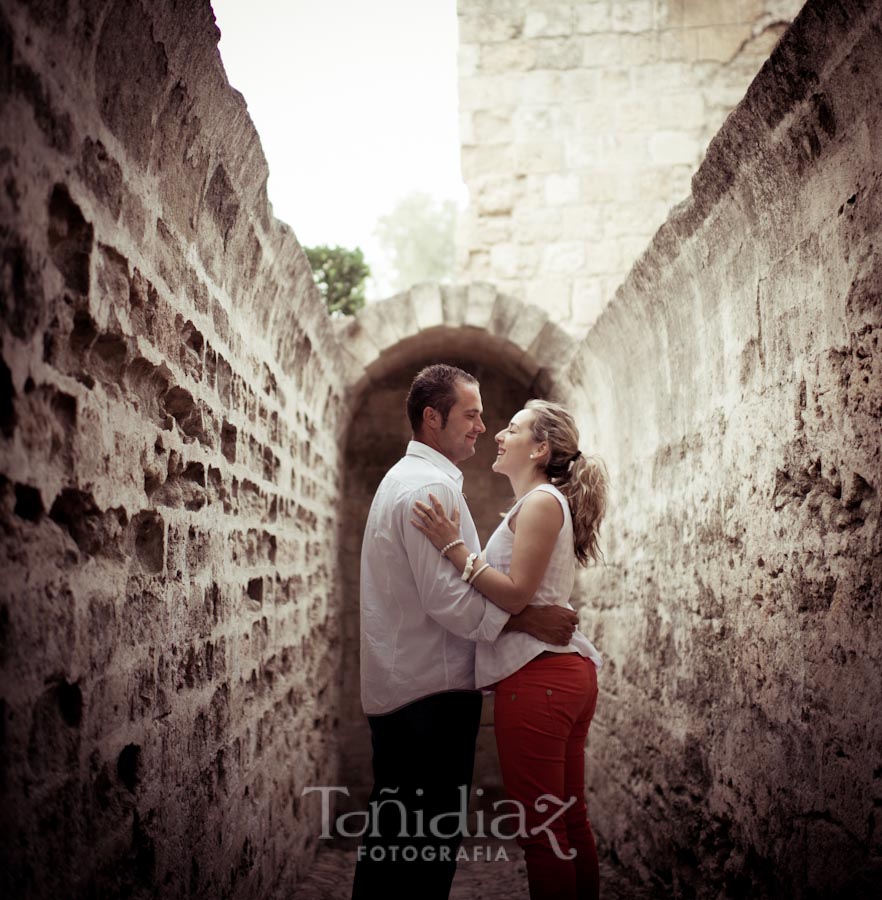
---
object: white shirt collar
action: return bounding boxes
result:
[406,440,464,488]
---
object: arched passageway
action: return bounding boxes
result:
[331,287,579,811]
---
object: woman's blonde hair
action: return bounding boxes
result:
[525,399,608,566]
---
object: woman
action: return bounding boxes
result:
[412,399,608,900]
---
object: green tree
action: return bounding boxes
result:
[374,192,457,293]
[304,245,371,316]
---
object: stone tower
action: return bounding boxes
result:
[456,0,804,328]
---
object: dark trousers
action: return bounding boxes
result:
[351,690,483,900]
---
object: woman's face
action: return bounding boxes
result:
[492,408,543,476]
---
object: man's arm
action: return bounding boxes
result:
[403,483,510,643]
[505,605,578,646]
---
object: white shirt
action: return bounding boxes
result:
[360,441,510,715]
[475,483,603,689]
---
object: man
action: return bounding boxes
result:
[352,364,578,900]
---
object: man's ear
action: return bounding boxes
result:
[422,406,441,432]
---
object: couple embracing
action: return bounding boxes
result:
[352,364,608,900]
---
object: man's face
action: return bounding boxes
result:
[436,381,486,463]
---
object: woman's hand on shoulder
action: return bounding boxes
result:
[411,493,461,551]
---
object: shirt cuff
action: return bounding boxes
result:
[476,598,510,642]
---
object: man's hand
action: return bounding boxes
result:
[505,605,578,646]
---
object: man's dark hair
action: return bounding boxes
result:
[406,364,478,433]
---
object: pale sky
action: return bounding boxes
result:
[211,0,466,297]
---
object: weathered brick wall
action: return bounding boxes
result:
[555,0,882,895]
[0,1,346,897]
[457,0,804,328]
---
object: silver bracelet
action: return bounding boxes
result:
[468,562,490,584]
[440,538,465,558]
[461,552,478,582]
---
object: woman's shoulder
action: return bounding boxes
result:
[513,485,566,529]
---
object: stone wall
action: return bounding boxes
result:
[0,1,346,897]
[456,0,804,329]
[553,0,882,895]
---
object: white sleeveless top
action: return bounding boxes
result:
[475,483,603,689]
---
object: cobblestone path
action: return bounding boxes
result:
[295,839,663,899]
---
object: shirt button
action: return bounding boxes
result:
[546,689,553,695]
[511,693,516,701]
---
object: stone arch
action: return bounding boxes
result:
[333,283,579,809]
[333,282,580,409]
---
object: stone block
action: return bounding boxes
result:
[657,92,708,130]
[583,239,623,274]
[463,282,499,329]
[524,5,573,38]
[506,297,552,349]
[513,105,573,140]
[520,70,565,104]
[487,291,523,341]
[649,130,699,165]
[563,68,604,99]
[611,0,655,33]
[490,242,521,279]
[459,10,526,43]
[579,169,638,204]
[615,96,660,132]
[481,41,537,73]
[475,176,519,215]
[581,33,622,66]
[597,66,632,94]
[461,249,492,282]
[527,319,578,370]
[459,74,522,111]
[653,0,684,28]
[334,318,382,370]
[473,110,514,143]
[514,206,568,242]
[576,3,613,34]
[629,61,692,94]
[410,283,445,331]
[658,25,701,60]
[471,214,513,246]
[682,0,742,26]
[542,241,586,273]
[441,284,470,326]
[619,31,660,64]
[696,23,752,62]
[461,144,515,179]
[514,141,564,173]
[545,173,582,205]
[596,133,651,167]
[561,205,605,240]
[574,99,618,134]
[534,37,584,69]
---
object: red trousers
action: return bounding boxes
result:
[494,654,599,900]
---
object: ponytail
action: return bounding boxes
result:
[525,399,609,567]
[562,454,608,566]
